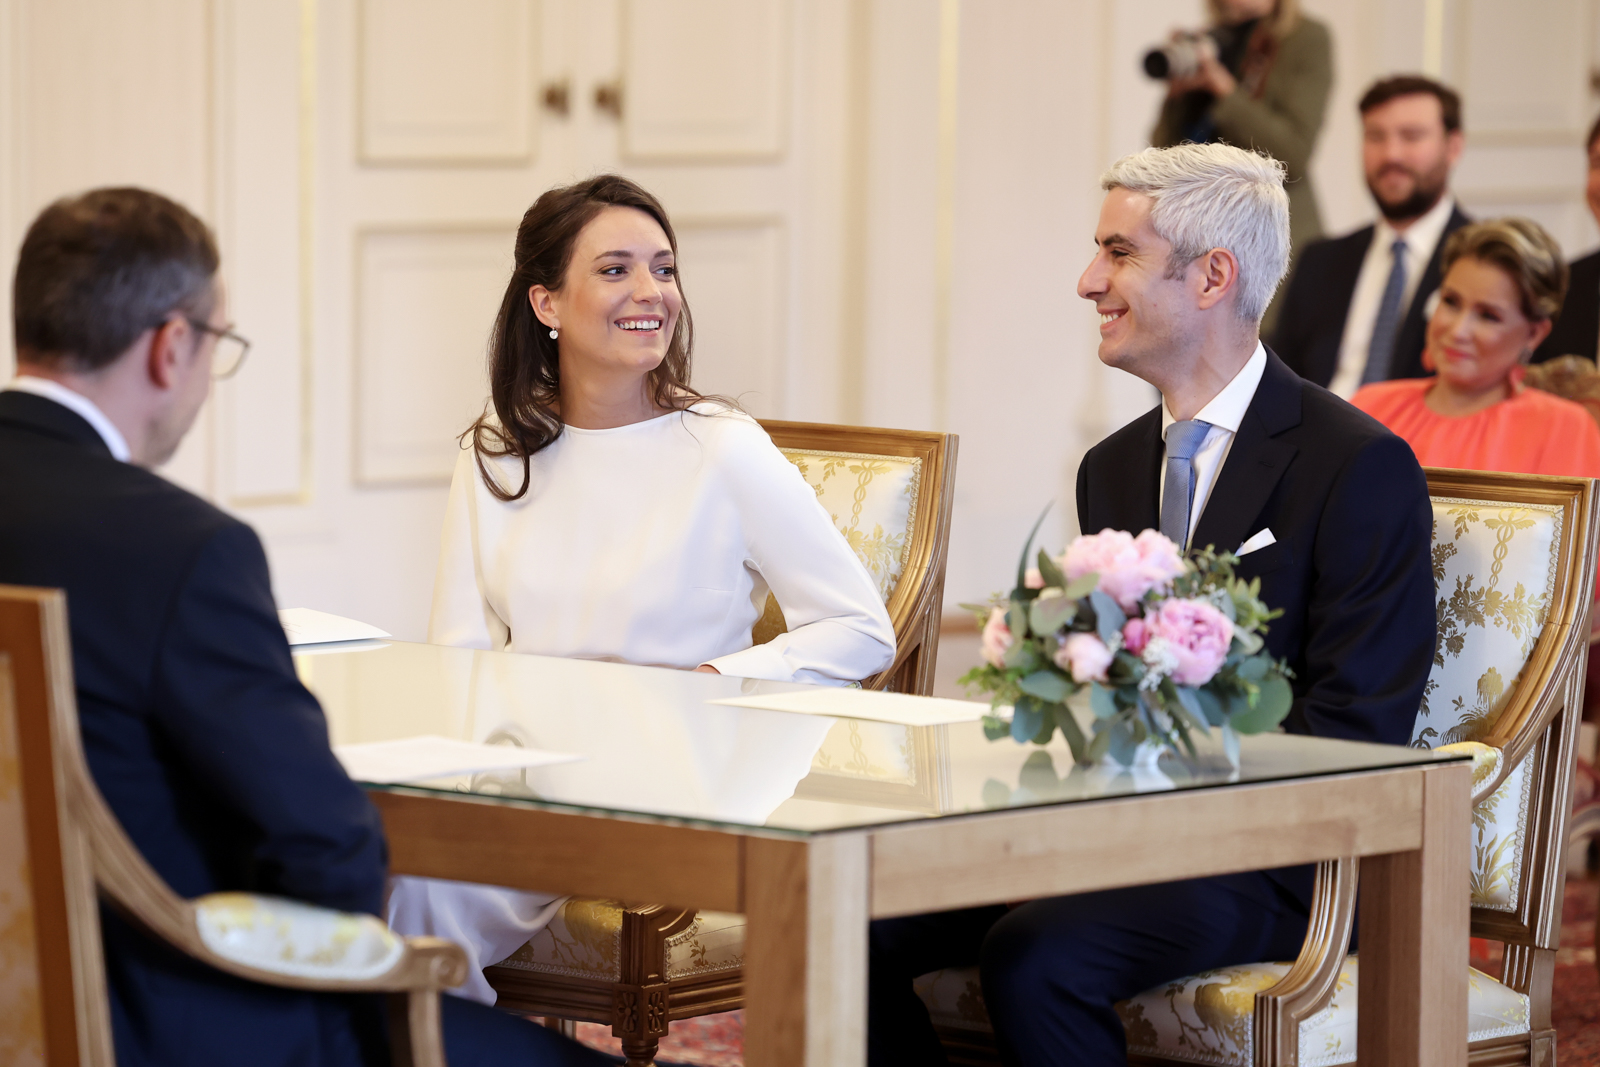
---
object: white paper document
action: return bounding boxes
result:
[333,735,583,784]
[280,607,392,647]
[709,689,989,727]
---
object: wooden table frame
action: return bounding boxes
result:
[369,757,1470,1067]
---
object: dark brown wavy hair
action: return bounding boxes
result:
[467,174,710,501]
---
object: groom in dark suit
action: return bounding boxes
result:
[0,189,603,1066]
[867,144,1437,1066]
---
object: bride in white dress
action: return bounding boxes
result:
[387,174,896,1003]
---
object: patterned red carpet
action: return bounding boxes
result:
[573,878,1600,1066]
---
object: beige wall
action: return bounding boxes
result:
[2,0,1598,640]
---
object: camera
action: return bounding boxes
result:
[1143,31,1220,80]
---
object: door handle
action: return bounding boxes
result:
[594,81,623,119]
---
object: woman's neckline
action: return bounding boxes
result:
[561,407,684,436]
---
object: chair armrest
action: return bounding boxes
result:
[1435,740,1504,806]
[192,892,468,993]
[1252,856,1358,1066]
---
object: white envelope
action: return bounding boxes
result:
[1237,528,1276,556]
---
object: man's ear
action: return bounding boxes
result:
[528,285,560,332]
[1193,247,1241,313]
[145,317,191,390]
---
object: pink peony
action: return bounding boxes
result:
[1144,598,1234,686]
[1060,529,1187,611]
[981,607,1013,667]
[1054,632,1113,683]
[1122,616,1150,655]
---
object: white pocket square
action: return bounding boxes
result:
[1237,529,1276,556]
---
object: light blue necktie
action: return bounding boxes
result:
[1363,238,1409,384]
[1160,419,1212,550]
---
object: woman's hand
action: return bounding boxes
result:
[693,664,721,674]
[1195,55,1237,99]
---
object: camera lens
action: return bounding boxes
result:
[1143,49,1172,79]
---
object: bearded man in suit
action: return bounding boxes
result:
[1271,75,1470,394]
[866,143,1437,1067]
[0,188,605,1067]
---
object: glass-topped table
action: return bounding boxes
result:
[298,640,1471,1067]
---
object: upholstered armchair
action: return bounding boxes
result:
[485,420,958,1065]
[0,586,468,1067]
[914,469,1599,1067]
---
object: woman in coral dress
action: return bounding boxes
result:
[1352,217,1600,479]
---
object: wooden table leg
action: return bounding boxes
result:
[744,834,870,1067]
[1357,761,1471,1066]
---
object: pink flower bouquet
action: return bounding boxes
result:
[960,523,1292,766]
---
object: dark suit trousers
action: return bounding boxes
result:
[867,873,1312,1067]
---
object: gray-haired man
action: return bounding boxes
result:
[868,144,1437,1066]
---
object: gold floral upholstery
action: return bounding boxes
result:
[1436,740,1532,910]
[193,892,405,981]
[781,448,922,603]
[495,898,746,982]
[914,959,1529,1066]
[1116,958,1529,1066]
[810,718,918,784]
[1412,499,1559,750]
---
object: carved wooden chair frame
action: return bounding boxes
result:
[485,420,959,1065]
[0,586,468,1067]
[1135,469,1599,1067]
[924,469,1597,1067]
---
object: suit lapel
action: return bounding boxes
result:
[1095,410,1163,535]
[1189,352,1301,556]
[1306,227,1373,385]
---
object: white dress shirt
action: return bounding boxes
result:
[3,375,131,461]
[1327,194,1457,399]
[1158,342,1268,548]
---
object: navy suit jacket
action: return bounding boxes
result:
[1076,350,1436,749]
[1533,247,1600,364]
[1271,206,1472,387]
[0,390,389,1067]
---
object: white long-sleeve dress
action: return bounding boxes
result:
[388,403,896,1002]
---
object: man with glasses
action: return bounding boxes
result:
[0,188,604,1067]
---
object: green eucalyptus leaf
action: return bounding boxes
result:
[1063,572,1099,600]
[1089,590,1126,646]
[1170,686,1212,738]
[1030,594,1077,635]
[1229,673,1292,734]
[1018,669,1073,704]
[1089,682,1119,719]
[983,714,1011,741]
[1054,703,1088,764]
[1036,549,1068,591]
[1194,686,1226,727]
[1011,695,1045,744]
[1236,655,1270,683]
[1106,722,1140,766]
[981,778,1011,807]
[1087,724,1114,762]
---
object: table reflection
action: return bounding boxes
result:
[297,641,1444,835]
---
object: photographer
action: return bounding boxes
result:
[1151,0,1332,270]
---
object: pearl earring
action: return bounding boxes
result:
[549,328,559,339]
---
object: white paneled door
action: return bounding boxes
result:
[288,0,853,635]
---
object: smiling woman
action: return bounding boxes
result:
[386,175,897,1005]
[1351,217,1600,480]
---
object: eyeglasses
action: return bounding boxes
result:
[187,319,252,380]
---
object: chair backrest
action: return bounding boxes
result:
[753,419,958,696]
[1414,471,1598,961]
[0,587,110,1067]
